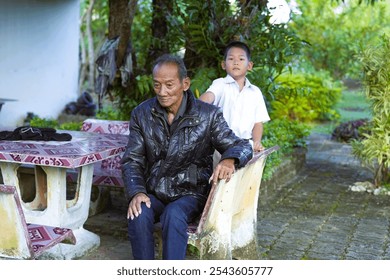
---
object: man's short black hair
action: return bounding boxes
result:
[223,41,251,61]
[153,54,188,81]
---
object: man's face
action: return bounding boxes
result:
[222,46,253,80]
[152,63,190,111]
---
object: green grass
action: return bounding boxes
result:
[310,89,372,134]
[336,89,371,121]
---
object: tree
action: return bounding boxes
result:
[79,0,95,94]
[144,0,172,70]
[91,0,302,118]
[77,0,309,180]
[172,1,303,98]
[94,0,174,116]
[79,0,110,96]
[93,0,138,113]
[338,0,386,5]
[290,0,390,80]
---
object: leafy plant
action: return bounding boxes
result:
[331,119,370,142]
[352,34,390,186]
[262,118,310,180]
[270,72,342,122]
[186,244,200,258]
[29,116,82,131]
[59,122,83,131]
[95,105,127,121]
[190,67,218,98]
[30,116,59,128]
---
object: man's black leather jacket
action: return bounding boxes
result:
[121,91,253,204]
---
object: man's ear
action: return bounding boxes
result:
[221,60,226,70]
[183,77,191,91]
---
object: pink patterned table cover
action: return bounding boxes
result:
[81,119,129,135]
[78,119,129,186]
[0,130,129,168]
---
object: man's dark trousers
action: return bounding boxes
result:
[128,194,204,259]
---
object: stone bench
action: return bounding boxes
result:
[155,146,279,259]
[0,184,76,259]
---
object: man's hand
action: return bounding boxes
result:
[127,193,151,220]
[210,158,236,186]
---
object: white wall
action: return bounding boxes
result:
[0,0,80,129]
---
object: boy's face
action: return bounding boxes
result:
[221,46,253,81]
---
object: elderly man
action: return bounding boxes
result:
[121,54,252,260]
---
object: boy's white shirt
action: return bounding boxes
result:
[206,74,270,140]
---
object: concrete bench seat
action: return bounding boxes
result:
[0,184,76,259]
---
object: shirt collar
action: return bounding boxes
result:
[224,74,252,89]
[176,91,188,119]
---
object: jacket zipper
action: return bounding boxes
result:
[152,110,200,179]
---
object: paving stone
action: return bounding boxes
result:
[305,251,343,260]
[345,250,382,260]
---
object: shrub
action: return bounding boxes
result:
[270,72,342,122]
[29,116,81,131]
[29,116,58,128]
[262,118,310,180]
[352,34,390,186]
[331,119,370,143]
[95,106,126,121]
[59,122,83,131]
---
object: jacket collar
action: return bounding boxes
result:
[152,90,198,118]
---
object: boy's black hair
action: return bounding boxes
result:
[153,54,188,81]
[223,41,251,60]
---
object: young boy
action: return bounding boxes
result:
[199,41,270,152]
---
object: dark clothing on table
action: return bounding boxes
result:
[0,126,72,141]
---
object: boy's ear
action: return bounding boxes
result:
[248,61,254,71]
[221,60,226,70]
